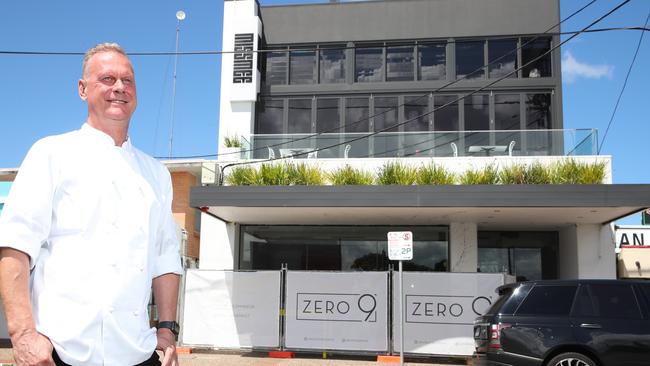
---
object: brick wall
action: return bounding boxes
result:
[171,172,200,258]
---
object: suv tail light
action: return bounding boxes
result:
[489,323,511,349]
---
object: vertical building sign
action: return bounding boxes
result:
[233,33,255,84]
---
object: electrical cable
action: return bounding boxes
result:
[598,10,649,154]
[3,27,650,56]
[216,0,630,178]
[161,0,598,160]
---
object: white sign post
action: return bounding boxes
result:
[388,231,413,366]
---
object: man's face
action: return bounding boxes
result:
[78,51,137,125]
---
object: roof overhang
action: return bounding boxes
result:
[190,184,650,228]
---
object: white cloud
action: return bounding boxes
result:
[562,51,614,83]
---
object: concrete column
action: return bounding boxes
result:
[449,222,478,272]
[559,224,616,279]
[198,212,236,270]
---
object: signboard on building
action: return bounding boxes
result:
[284,271,389,352]
[391,272,513,356]
[643,209,650,225]
[181,270,281,348]
[615,226,650,248]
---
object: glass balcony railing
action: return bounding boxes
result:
[237,129,597,160]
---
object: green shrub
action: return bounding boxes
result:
[416,163,455,185]
[328,165,374,185]
[224,135,242,148]
[288,163,326,185]
[498,163,551,184]
[225,165,258,185]
[377,161,418,185]
[551,159,605,184]
[459,165,498,185]
[259,163,293,185]
[498,164,527,184]
[525,162,552,184]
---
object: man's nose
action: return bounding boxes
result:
[113,79,127,92]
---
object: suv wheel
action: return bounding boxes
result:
[548,352,596,366]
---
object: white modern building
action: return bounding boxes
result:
[184,1,650,356]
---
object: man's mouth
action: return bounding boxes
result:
[108,99,127,104]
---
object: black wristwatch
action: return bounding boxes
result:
[157,320,180,336]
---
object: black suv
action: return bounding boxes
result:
[474,280,650,366]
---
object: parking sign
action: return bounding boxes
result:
[387,231,413,260]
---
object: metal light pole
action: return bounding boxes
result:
[168,10,186,159]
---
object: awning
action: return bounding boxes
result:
[190,184,650,228]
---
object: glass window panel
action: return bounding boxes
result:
[288,99,312,134]
[418,43,446,80]
[522,37,552,78]
[525,93,552,129]
[356,46,383,82]
[373,96,399,157]
[345,97,369,133]
[374,96,399,133]
[320,45,346,84]
[345,97,369,157]
[456,41,485,79]
[255,98,284,134]
[316,98,340,133]
[495,94,521,152]
[240,225,448,272]
[478,248,509,273]
[512,248,541,281]
[386,46,414,81]
[488,39,518,78]
[289,50,316,84]
[516,285,577,316]
[265,50,287,85]
[588,284,641,319]
[464,94,489,131]
[434,95,459,131]
[495,94,520,130]
[404,96,429,132]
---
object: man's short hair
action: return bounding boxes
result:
[82,43,129,77]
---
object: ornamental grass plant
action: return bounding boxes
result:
[377,161,418,185]
[288,163,326,185]
[225,165,259,185]
[416,163,455,185]
[551,159,606,184]
[459,165,499,185]
[328,165,375,185]
[258,162,293,185]
[224,135,242,148]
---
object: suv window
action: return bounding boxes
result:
[572,285,596,317]
[588,284,641,319]
[639,284,650,305]
[516,285,577,316]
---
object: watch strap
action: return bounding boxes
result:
[158,320,179,335]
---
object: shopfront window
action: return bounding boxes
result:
[477,231,558,281]
[240,225,449,272]
[288,99,312,133]
[290,49,316,84]
[522,37,552,78]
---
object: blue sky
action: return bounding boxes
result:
[0,0,648,223]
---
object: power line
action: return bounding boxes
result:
[2,27,650,56]
[162,0,598,160]
[216,0,631,177]
[598,10,649,154]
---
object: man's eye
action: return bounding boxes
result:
[101,76,116,85]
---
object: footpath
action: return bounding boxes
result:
[0,347,469,366]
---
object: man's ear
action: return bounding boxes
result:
[78,79,87,100]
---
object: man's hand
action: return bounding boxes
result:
[12,328,55,366]
[156,328,178,366]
